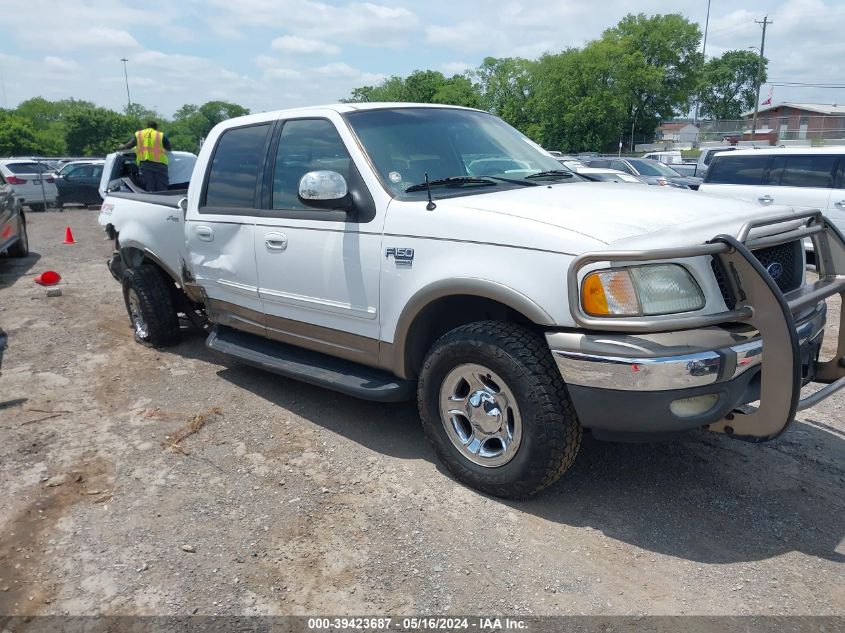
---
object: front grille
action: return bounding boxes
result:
[711,240,804,309]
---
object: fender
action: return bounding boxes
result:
[384,277,555,378]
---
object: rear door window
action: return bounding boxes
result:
[6,162,48,174]
[610,160,632,174]
[779,155,838,188]
[706,155,769,185]
[202,123,272,209]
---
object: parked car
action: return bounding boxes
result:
[96,103,845,499]
[698,147,845,252]
[585,157,702,189]
[574,166,647,184]
[0,159,59,211]
[641,152,700,178]
[557,157,585,171]
[694,146,740,179]
[56,161,105,207]
[0,170,29,258]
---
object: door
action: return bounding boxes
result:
[700,153,770,202]
[757,154,837,212]
[185,122,274,336]
[60,164,102,205]
[828,157,845,234]
[253,117,382,366]
[0,173,16,250]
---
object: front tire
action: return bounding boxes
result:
[418,321,582,499]
[122,265,180,347]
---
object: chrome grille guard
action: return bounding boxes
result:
[566,209,845,442]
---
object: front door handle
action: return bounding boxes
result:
[758,194,774,204]
[195,225,214,242]
[835,199,845,208]
[264,232,288,251]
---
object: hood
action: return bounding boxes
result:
[438,182,798,245]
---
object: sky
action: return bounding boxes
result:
[0,0,843,118]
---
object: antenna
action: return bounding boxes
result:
[424,172,436,211]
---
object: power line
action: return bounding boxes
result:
[766,81,845,88]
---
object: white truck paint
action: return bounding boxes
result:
[98,103,845,498]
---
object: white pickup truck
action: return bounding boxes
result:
[98,103,845,498]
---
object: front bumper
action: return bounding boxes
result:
[556,209,845,442]
[548,303,826,435]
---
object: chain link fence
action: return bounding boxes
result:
[698,115,845,145]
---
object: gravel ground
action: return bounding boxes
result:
[0,209,843,617]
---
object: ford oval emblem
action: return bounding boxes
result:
[766,262,785,280]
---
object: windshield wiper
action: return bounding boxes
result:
[404,176,497,193]
[483,175,539,186]
[525,170,575,180]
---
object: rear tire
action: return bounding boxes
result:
[122,265,180,347]
[28,203,45,213]
[418,321,582,499]
[8,212,29,258]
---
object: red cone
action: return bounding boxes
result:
[34,271,61,286]
[63,226,75,244]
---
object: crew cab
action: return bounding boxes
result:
[98,104,845,498]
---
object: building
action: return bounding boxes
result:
[657,122,700,144]
[742,102,845,142]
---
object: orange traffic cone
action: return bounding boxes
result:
[63,226,76,244]
[34,271,61,286]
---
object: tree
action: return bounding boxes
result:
[0,112,41,155]
[530,45,627,152]
[697,50,767,120]
[168,101,250,152]
[64,106,135,155]
[472,57,535,130]
[601,13,703,146]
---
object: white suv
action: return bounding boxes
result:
[699,147,845,237]
[0,159,59,211]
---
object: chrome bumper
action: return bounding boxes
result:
[548,303,825,392]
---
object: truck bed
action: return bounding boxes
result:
[107,189,188,209]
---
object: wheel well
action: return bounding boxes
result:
[403,295,537,378]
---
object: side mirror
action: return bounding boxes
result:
[179,197,188,218]
[298,171,351,210]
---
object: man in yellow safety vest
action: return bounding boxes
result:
[120,121,172,191]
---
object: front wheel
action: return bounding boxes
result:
[122,265,180,347]
[418,321,582,499]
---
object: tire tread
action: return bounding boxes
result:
[122,265,180,347]
[418,320,581,499]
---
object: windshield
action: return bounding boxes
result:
[344,107,574,198]
[628,159,681,177]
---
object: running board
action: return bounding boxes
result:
[206,325,414,403]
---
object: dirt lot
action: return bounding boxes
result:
[0,209,843,617]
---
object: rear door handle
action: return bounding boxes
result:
[758,194,774,204]
[195,225,214,242]
[835,199,845,208]
[264,232,288,251]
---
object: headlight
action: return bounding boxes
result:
[581,264,705,317]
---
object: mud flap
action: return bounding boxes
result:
[705,235,801,442]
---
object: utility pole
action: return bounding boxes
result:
[121,58,132,110]
[693,0,712,128]
[750,15,772,142]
